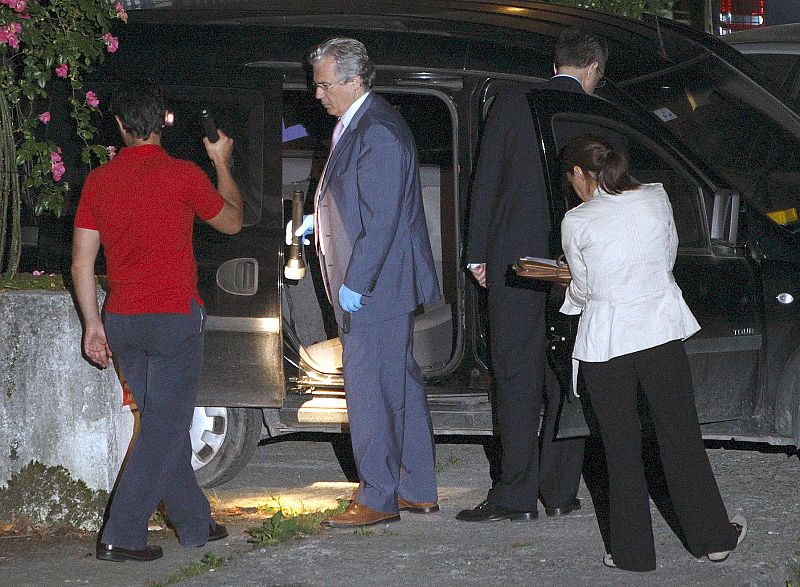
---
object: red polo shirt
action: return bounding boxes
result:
[74,144,224,314]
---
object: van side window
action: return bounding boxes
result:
[552,115,705,248]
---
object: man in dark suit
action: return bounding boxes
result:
[290,38,442,527]
[458,28,609,522]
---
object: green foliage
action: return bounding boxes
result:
[0,0,127,276]
[544,0,675,19]
[0,460,108,532]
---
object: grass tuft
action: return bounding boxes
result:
[246,499,348,547]
[147,552,227,587]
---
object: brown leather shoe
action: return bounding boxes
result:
[397,496,439,514]
[321,501,400,528]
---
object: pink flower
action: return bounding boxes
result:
[85,91,99,108]
[55,63,68,78]
[32,270,44,277]
[107,145,117,160]
[0,23,21,49]
[114,2,129,23]
[39,111,51,124]
[50,151,62,163]
[13,0,26,13]
[51,160,65,181]
[102,32,118,53]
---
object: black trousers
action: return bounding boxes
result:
[486,278,584,512]
[581,340,737,572]
[100,300,212,549]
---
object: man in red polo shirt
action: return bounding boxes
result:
[72,79,242,562]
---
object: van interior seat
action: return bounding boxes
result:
[282,156,453,372]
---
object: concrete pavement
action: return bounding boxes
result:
[0,435,798,586]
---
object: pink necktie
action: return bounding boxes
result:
[331,119,344,149]
[315,120,344,256]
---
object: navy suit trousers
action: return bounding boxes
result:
[341,311,438,513]
[100,300,212,549]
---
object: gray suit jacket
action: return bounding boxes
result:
[316,92,441,328]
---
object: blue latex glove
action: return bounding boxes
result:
[339,284,363,313]
[285,214,314,245]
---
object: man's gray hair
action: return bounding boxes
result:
[309,37,376,88]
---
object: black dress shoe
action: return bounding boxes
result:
[209,522,228,542]
[455,499,537,522]
[544,498,582,517]
[96,543,163,562]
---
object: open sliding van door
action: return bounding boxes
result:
[168,75,284,409]
[97,23,287,486]
[96,26,286,408]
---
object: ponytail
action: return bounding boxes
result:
[561,135,640,195]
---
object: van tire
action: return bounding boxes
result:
[331,433,360,482]
[191,407,263,488]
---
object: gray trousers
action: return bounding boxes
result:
[100,300,212,549]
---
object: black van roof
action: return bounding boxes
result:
[122,1,748,84]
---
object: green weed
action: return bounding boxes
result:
[247,500,348,547]
[148,552,227,587]
[434,451,461,473]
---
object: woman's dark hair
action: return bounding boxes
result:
[110,78,167,140]
[560,135,640,195]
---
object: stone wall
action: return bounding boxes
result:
[0,289,133,492]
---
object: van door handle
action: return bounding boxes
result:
[216,258,258,296]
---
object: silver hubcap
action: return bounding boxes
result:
[190,407,228,471]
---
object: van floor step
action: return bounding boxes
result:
[279,391,494,435]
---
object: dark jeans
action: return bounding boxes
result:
[100,300,212,549]
[581,340,737,572]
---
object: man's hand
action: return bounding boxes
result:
[285,214,314,245]
[83,319,112,369]
[469,263,487,288]
[339,284,363,313]
[203,129,234,170]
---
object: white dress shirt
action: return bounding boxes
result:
[559,182,700,363]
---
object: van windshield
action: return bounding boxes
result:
[621,53,800,231]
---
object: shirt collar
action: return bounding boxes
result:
[552,73,582,86]
[118,144,163,158]
[339,91,371,131]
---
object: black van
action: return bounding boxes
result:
[53,1,800,486]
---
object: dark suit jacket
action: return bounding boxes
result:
[466,75,585,287]
[316,92,441,328]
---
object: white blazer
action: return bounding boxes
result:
[559,182,700,363]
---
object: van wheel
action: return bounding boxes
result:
[331,433,360,482]
[190,407,263,488]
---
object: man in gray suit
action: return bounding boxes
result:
[289,37,441,527]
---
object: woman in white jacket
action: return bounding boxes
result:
[559,136,746,572]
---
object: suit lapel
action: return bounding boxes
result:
[320,93,375,193]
